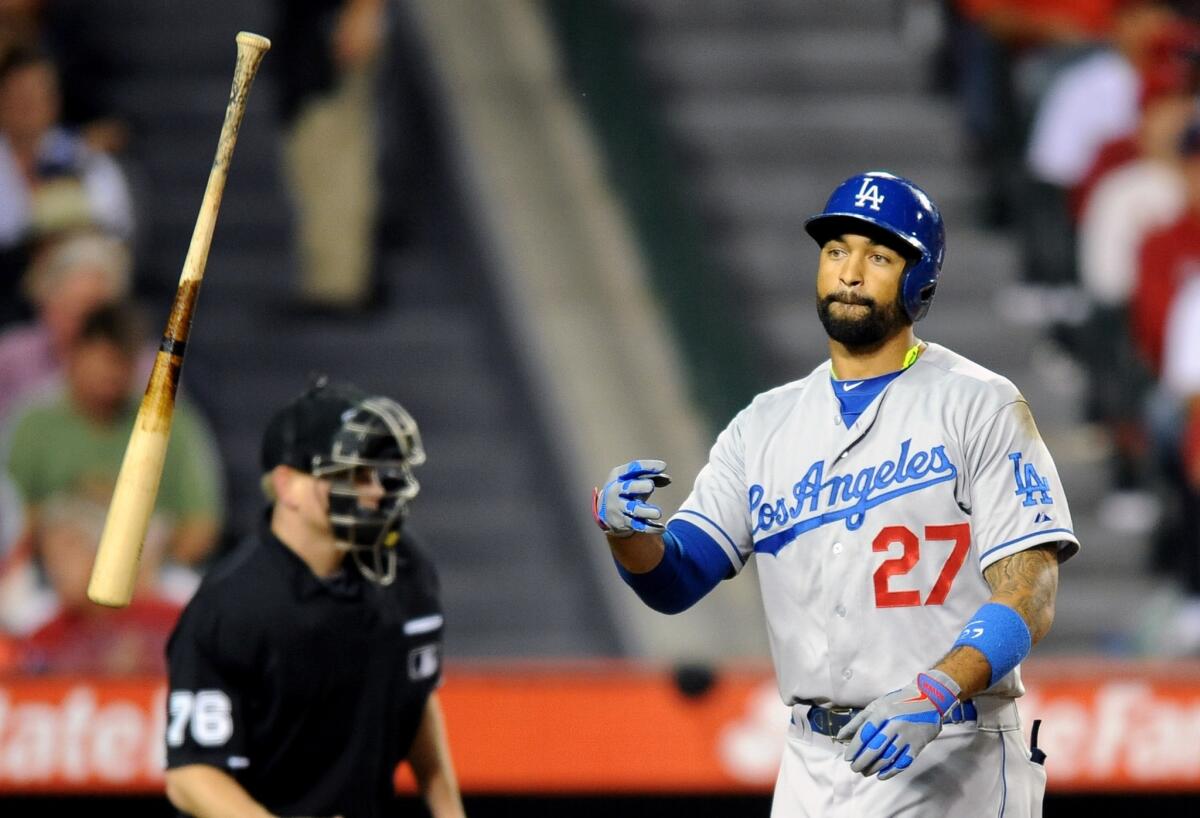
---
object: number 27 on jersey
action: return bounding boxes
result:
[872,523,970,609]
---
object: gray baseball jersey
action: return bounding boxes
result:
[672,343,1079,707]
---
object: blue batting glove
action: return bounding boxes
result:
[592,460,671,538]
[837,670,960,780]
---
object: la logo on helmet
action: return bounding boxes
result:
[854,178,885,211]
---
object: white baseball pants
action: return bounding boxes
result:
[772,699,1046,817]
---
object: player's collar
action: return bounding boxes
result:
[831,340,925,381]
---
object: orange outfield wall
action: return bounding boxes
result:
[1,659,1200,795]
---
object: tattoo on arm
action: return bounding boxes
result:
[931,545,1061,697]
[982,544,1060,644]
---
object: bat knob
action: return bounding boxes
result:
[236,31,271,53]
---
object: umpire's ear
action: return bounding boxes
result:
[268,464,310,510]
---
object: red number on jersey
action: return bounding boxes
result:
[923,523,971,605]
[872,526,921,608]
[872,523,972,608]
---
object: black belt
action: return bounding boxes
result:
[801,700,979,739]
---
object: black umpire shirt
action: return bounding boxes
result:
[165,522,444,818]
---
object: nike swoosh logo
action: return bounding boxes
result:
[842,381,863,391]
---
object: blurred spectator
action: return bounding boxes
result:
[1132,125,1200,372]
[0,469,26,637]
[0,229,130,424]
[0,0,39,59]
[1173,287,1200,487]
[2,302,223,632]
[1129,128,1200,623]
[1078,91,1193,309]
[0,630,16,673]
[0,1,129,155]
[1165,278,1200,458]
[1148,277,1200,652]
[0,46,134,323]
[1069,54,1199,220]
[951,0,1124,226]
[1069,102,1195,533]
[1004,0,1180,325]
[0,467,20,552]
[17,492,180,675]
[959,0,1119,43]
[1027,1,1177,190]
[275,0,386,312]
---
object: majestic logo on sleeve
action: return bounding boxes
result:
[1008,452,1053,506]
[749,439,957,555]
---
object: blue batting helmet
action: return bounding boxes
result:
[804,171,945,322]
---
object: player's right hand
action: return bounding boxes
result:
[837,670,960,780]
[592,460,671,538]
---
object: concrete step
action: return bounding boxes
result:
[618,0,901,29]
[113,76,279,123]
[638,29,919,94]
[74,0,271,29]
[149,190,290,244]
[693,163,981,232]
[1042,574,1160,654]
[135,135,281,189]
[91,12,273,73]
[665,94,965,165]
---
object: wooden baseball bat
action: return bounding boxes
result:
[87,32,271,607]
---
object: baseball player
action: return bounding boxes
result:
[163,379,464,818]
[593,171,1077,817]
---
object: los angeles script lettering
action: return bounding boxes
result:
[748,439,957,534]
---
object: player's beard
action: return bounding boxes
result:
[815,288,910,349]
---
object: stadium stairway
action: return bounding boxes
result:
[76,0,621,657]
[613,0,1157,654]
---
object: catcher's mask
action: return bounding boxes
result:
[261,379,425,585]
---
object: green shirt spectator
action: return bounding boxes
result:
[2,302,222,571]
[5,391,222,523]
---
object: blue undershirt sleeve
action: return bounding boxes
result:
[615,519,735,614]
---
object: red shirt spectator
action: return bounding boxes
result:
[20,596,182,675]
[1133,210,1200,372]
[1071,135,1141,220]
[1069,59,1194,220]
[0,630,19,674]
[957,0,1129,44]
[1185,402,1200,489]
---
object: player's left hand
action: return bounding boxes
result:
[592,459,671,537]
[837,669,961,780]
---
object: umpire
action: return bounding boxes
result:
[164,380,464,818]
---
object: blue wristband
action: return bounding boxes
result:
[952,602,1032,687]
